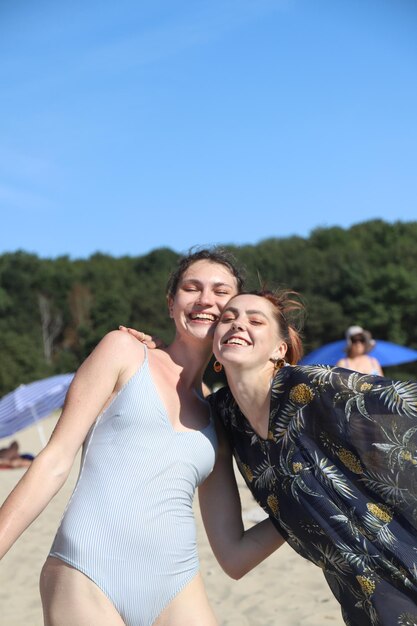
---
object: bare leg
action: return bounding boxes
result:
[41,558,217,626]
[40,557,126,626]
[153,573,218,626]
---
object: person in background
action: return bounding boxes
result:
[0,441,33,469]
[336,325,384,375]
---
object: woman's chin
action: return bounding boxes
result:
[185,323,216,342]
[217,353,248,369]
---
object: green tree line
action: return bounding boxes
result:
[1,219,416,396]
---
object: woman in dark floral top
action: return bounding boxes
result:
[208,290,417,626]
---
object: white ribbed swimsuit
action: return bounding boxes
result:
[49,347,217,626]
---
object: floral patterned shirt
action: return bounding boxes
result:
[210,365,417,626]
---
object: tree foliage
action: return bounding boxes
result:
[1,220,416,395]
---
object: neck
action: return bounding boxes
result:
[224,364,274,437]
[164,336,212,390]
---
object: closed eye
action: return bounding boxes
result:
[220,315,235,323]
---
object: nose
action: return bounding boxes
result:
[197,287,215,306]
[231,319,244,331]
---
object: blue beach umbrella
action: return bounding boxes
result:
[299,340,417,367]
[0,373,74,444]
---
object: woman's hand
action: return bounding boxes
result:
[118,326,165,349]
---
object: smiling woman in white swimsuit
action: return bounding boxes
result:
[0,249,282,626]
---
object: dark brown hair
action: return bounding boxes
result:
[249,289,305,364]
[166,247,245,299]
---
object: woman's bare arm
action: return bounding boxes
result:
[0,330,143,559]
[199,420,285,580]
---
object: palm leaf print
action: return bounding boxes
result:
[290,476,323,502]
[270,373,288,398]
[398,613,417,625]
[314,453,356,499]
[355,393,374,421]
[279,446,322,501]
[404,426,417,446]
[347,371,362,389]
[343,389,374,423]
[377,381,417,419]
[312,542,352,574]
[253,459,277,489]
[300,520,327,537]
[359,471,410,506]
[273,402,305,446]
[372,424,417,470]
[278,517,306,552]
[362,505,397,548]
[302,364,335,387]
[378,557,417,590]
[336,539,380,571]
[330,511,362,541]
[345,396,357,422]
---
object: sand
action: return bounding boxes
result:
[0,414,343,626]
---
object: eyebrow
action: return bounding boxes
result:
[223,307,268,318]
[181,279,234,288]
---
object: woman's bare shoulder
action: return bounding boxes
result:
[90,330,146,379]
[99,329,146,352]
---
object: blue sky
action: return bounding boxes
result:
[1,0,416,259]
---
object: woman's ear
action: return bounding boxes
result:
[271,341,287,362]
[167,296,174,318]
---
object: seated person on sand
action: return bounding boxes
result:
[0,441,33,468]
[336,325,383,375]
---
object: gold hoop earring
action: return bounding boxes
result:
[213,360,223,373]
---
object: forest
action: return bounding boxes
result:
[1,219,417,396]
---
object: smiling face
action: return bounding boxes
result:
[213,294,287,371]
[169,260,239,345]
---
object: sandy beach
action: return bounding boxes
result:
[0,414,343,626]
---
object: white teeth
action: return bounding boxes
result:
[190,313,216,321]
[225,338,249,346]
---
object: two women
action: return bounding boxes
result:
[0,249,281,626]
[131,284,417,623]
[3,247,416,625]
